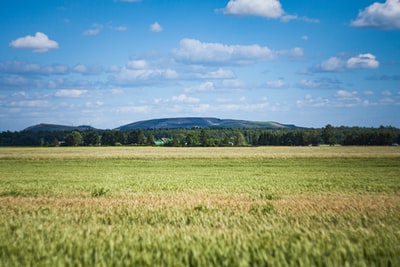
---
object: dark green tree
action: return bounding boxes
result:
[235,131,247,146]
[322,124,336,145]
[147,133,155,145]
[65,131,83,146]
[83,131,100,146]
[101,130,116,146]
[137,129,146,145]
[199,129,207,147]
[185,132,198,146]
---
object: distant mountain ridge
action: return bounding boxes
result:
[24,117,301,132]
[117,117,299,130]
[116,117,298,130]
[23,123,96,132]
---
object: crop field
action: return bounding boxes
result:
[0,146,399,266]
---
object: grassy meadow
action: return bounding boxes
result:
[0,146,399,266]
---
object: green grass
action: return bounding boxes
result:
[0,147,399,266]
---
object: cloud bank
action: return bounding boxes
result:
[172,38,303,65]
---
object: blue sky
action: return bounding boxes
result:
[1,0,399,131]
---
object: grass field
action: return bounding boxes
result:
[0,146,399,266]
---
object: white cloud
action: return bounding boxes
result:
[116,105,150,114]
[220,0,318,23]
[127,59,148,69]
[83,24,103,36]
[320,57,345,71]
[0,74,29,86]
[382,90,392,96]
[111,25,128,32]
[297,91,367,108]
[10,100,50,107]
[200,68,235,79]
[184,66,236,79]
[346,53,380,69]
[265,79,288,89]
[364,90,374,95]
[297,79,323,89]
[280,15,319,23]
[184,79,245,93]
[0,60,69,75]
[55,89,88,98]
[184,82,215,93]
[221,79,246,88]
[111,67,178,85]
[297,78,341,90]
[72,64,103,75]
[171,94,200,103]
[150,22,163,32]
[336,90,358,98]
[173,38,287,64]
[85,101,104,108]
[222,0,284,18]
[318,53,379,71]
[173,39,304,64]
[9,32,59,53]
[301,35,309,41]
[351,0,400,29]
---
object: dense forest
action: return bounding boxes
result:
[1,125,399,147]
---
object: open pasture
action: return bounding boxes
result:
[0,146,399,266]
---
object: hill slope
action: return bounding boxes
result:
[24,123,96,132]
[116,117,299,130]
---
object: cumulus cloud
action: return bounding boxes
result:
[172,38,302,65]
[351,0,400,29]
[317,53,379,71]
[150,22,163,32]
[320,57,345,71]
[220,0,318,23]
[346,53,380,69]
[222,0,284,18]
[9,32,59,53]
[55,89,88,98]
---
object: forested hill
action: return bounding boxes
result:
[21,117,300,132]
[23,123,96,132]
[116,117,299,130]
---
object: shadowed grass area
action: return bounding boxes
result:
[0,147,399,266]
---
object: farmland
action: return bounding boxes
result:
[0,146,399,266]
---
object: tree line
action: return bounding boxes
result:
[0,125,399,147]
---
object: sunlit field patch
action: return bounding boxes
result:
[0,146,399,266]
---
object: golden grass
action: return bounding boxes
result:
[1,146,399,159]
[2,194,399,216]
